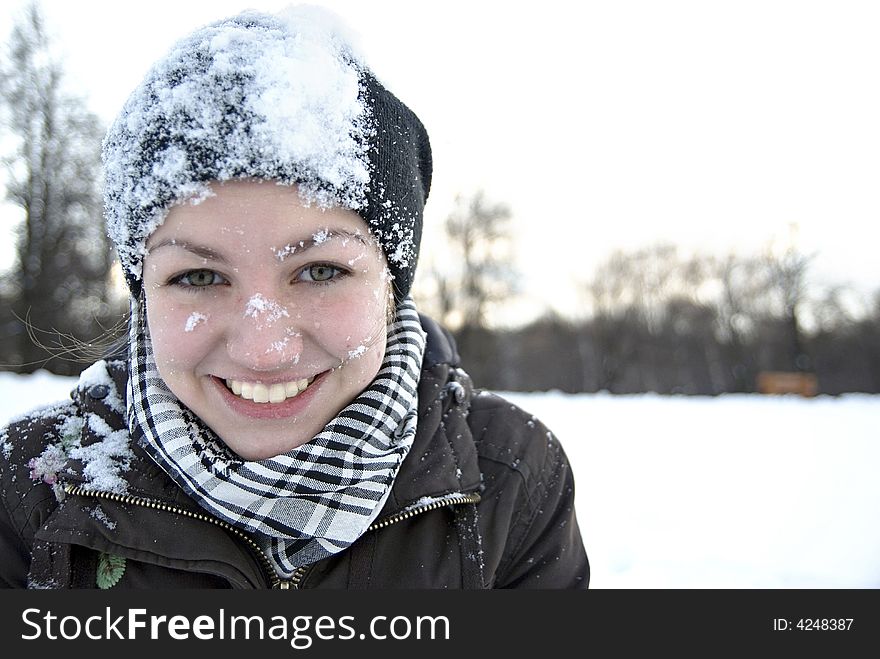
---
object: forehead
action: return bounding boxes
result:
[147,179,374,248]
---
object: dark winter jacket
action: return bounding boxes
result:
[0,317,588,589]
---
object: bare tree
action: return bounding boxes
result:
[0,2,117,374]
[709,253,768,390]
[413,190,518,387]
[423,190,517,329]
[762,241,814,372]
[583,244,711,391]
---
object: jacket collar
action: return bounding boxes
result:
[378,316,482,516]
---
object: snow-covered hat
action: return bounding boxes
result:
[102,6,432,301]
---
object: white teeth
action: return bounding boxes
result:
[252,384,270,403]
[225,377,314,404]
[268,383,286,404]
[240,382,253,399]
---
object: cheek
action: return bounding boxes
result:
[145,293,218,367]
[319,291,387,349]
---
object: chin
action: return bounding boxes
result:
[220,432,311,461]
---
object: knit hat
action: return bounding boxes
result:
[102,6,432,301]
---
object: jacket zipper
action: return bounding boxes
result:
[63,484,480,589]
[368,494,482,530]
[63,484,287,588]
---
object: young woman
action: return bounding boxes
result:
[0,7,588,589]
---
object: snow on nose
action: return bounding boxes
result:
[244,293,290,327]
[227,293,302,369]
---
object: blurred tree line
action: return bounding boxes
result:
[1,3,877,394]
[414,199,880,396]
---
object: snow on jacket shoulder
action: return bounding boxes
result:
[0,317,588,589]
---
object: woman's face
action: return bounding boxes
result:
[142,179,391,460]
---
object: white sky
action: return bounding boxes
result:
[2,0,879,320]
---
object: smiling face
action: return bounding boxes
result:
[142,179,391,460]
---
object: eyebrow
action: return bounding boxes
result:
[146,239,229,263]
[273,229,372,260]
[146,228,372,262]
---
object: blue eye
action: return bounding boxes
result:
[299,264,346,282]
[172,269,226,288]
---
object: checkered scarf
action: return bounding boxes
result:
[127,297,426,577]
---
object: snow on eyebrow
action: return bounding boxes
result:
[271,228,371,261]
[245,294,290,324]
[273,243,301,261]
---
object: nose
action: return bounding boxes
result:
[225,293,304,371]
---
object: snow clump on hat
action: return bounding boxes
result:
[102,5,432,301]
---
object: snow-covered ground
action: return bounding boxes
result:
[2,370,878,588]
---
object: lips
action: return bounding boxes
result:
[224,377,315,403]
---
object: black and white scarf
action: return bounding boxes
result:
[127,297,426,577]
